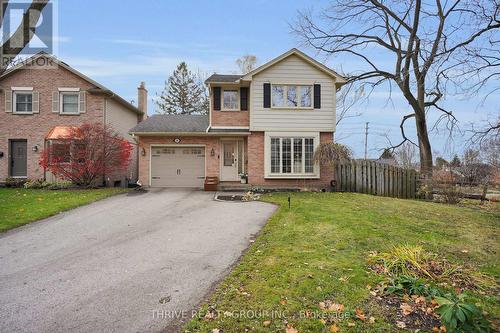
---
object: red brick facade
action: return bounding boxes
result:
[137,136,222,186]
[136,132,333,189]
[246,132,333,188]
[211,110,249,127]
[0,61,140,184]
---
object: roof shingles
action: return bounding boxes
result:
[205,74,242,83]
[129,114,209,133]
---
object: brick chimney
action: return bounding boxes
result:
[137,81,148,120]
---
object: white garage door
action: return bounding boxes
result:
[150,146,205,187]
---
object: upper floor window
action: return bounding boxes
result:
[60,92,79,114]
[271,85,312,109]
[14,92,33,113]
[223,89,238,110]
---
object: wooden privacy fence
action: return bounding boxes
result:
[334,161,419,199]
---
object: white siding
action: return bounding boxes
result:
[105,98,139,182]
[249,54,336,131]
[105,99,138,142]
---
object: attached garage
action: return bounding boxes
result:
[150,146,205,187]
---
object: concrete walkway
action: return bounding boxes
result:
[0,189,276,333]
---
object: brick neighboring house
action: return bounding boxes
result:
[130,49,346,189]
[0,53,146,186]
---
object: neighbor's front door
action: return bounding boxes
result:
[10,140,27,178]
[220,141,239,181]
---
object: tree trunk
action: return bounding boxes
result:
[415,112,433,178]
[416,81,433,178]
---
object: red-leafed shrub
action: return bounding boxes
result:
[39,123,132,187]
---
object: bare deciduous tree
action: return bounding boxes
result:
[469,117,500,146]
[0,0,49,74]
[395,142,418,170]
[236,55,257,73]
[293,0,499,177]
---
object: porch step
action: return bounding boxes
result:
[216,185,251,192]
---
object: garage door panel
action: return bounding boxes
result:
[151,146,205,187]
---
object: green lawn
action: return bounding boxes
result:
[185,192,499,333]
[0,187,128,232]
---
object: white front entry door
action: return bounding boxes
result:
[220,141,239,181]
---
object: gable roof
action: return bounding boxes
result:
[0,52,143,115]
[129,114,209,134]
[205,74,243,84]
[241,48,346,84]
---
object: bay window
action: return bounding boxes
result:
[269,135,317,176]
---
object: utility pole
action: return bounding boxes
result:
[364,122,369,160]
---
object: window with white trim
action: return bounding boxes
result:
[270,137,315,175]
[271,85,312,108]
[60,92,79,114]
[222,89,238,110]
[14,92,33,113]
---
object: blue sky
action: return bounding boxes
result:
[20,0,500,159]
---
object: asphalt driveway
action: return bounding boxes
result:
[0,189,276,333]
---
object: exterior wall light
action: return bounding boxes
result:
[141,147,146,156]
[32,145,39,152]
[210,148,215,156]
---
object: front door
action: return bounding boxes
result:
[10,140,27,178]
[220,141,239,181]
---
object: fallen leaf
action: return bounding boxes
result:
[338,276,348,282]
[461,249,469,253]
[286,324,298,333]
[366,284,372,290]
[319,301,327,310]
[328,303,344,312]
[263,320,271,327]
[212,329,220,333]
[414,296,426,304]
[369,291,377,296]
[396,321,406,329]
[320,319,327,325]
[400,303,413,316]
[433,327,440,333]
[369,316,376,324]
[280,298,287,305]
[347,322,355,327]
[330,324,340,332]
[440,326,447,332]
[355,308,366,321]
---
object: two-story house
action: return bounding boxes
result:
[0,53,146,185]
[129,48,346,189]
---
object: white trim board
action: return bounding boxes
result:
[264,131,320,179]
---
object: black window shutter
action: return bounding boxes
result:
[263,83,271,108]
[213,87,221,111]
[314,84,321,109]
[240,87,248,111]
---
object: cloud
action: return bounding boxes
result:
[63,53,238,78]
